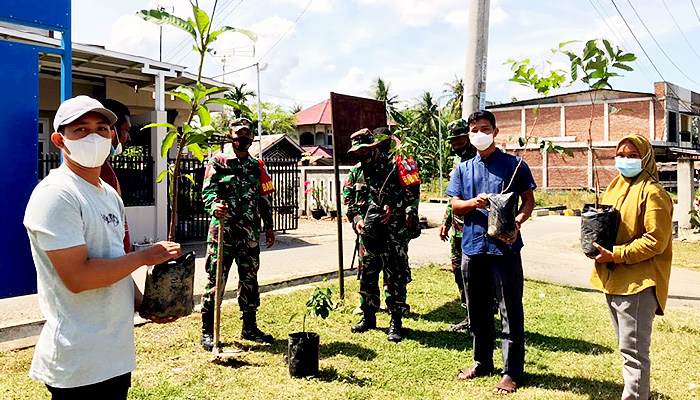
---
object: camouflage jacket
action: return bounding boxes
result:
[342,153,417,240]
[442,155,465,239]
[202,144,274,243]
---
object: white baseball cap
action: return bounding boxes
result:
[53,95,118,131]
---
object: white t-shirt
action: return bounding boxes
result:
[23,168,136,388]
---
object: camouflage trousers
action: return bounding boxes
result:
[201,237,261,317]
[451,235,466,307]
[359,236,410,315]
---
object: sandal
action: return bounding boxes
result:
[493,375,517,395]
[456,365,489,380]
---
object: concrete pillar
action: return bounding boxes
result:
[677,158,695,229]
[542,150,548,189]
[463,0,490,116]
[152,110,168,241]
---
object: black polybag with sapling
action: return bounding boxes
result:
[361,200,386,239]
[580,204,619,257]
[487,192,520,242]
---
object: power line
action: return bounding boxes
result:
[691,0,700,24]
[661,0,700,63]
[164,0,240,63]
[623,0,700,86]
[256,0,315,62]
[587,0,656,84]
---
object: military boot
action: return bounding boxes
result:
[201,310,215,351]
[351,312,376,333]
[387,314,403,342]
[241,311,273,343]
[448,310,470,332]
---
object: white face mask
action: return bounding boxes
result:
[62,133,112,168]
[470,131,494,151]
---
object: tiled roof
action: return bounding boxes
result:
[295,99,332,126]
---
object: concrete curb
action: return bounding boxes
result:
[0,268,359,351]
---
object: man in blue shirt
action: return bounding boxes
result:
[446,111,535,395]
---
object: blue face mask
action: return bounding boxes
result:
[110,142,122,157]
[615,157,643,178]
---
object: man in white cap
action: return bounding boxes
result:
[23,95,181,398]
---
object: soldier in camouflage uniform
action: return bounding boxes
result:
[374,127,420,315]
[342,128,418,342]
[439,118,477,331]
[200,117,276,350]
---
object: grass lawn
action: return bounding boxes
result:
[673,240,700,273]
[2,265,699,399]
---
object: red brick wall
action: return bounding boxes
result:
[494,109,521,147]
[565,104,605,141]
[547,148,589,188]
[654,100,665,140]
[609,101,649,142]
[525,106,560,138]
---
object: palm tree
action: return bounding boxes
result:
[443,76,463,119]
[225,82,256,118]
[369,76,406,126]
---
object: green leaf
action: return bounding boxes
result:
[156,169,169,183]
[136,9,197,40]
[161,131,178,158]
[181,173,196,186]
[602,39,614,59]
[617,53,637,62]
[563,148,574,157]
[205,98,252,114]
[187,143,204,162]
[209,26,258,43]
[197,105,212,126]
[191,3,210,38]
[203,86,229,97]
[558,40,578,49]
[612,62,633,71]
[169,86,195,104]
[141,122,177,131]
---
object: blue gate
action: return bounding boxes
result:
[0,0,72,298]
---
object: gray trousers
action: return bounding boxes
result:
[462,253,525,385]
[606,287,657,400]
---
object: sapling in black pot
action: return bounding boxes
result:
[135,1,256,320]
[288,286,333,378]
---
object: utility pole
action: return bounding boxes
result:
[463,0,490,117]
[156,5,174,62]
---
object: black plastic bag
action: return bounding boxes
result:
[362,201,386,239]
[407,213,421,239]
[288,332,320,378]
[487,192,519,242]
[139,250,196,320]
[580,204,619,257]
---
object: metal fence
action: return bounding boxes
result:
[267,158,299,233]
[112,155,155,206]
[38,152,60,179]
[169,157,208,241]
[169,155,299,241]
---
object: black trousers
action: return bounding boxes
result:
[462,253,525,385]
[46,373,131,400]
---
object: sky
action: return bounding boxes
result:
[70,0,700,111]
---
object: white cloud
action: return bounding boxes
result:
[336,67,368,96]
[355,0,467,27]
[273,0,335,13]
[107,15,161,59]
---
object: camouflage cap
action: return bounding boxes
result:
[347,128,378,153]
[446,118,469,140]
[230,117,253,133]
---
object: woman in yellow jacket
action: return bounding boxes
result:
[588,134,673,400]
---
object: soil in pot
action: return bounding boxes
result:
[139,250,196,320]
[288,332,320,378]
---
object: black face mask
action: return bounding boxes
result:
[232,136,253,151]
[451,143,476,160]
[358,149,376,166]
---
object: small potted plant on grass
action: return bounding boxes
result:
[288,286,334,378]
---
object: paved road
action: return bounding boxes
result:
[2,203,699,331]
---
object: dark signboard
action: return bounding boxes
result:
[0,0,70,30]
[330,92,387,165]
